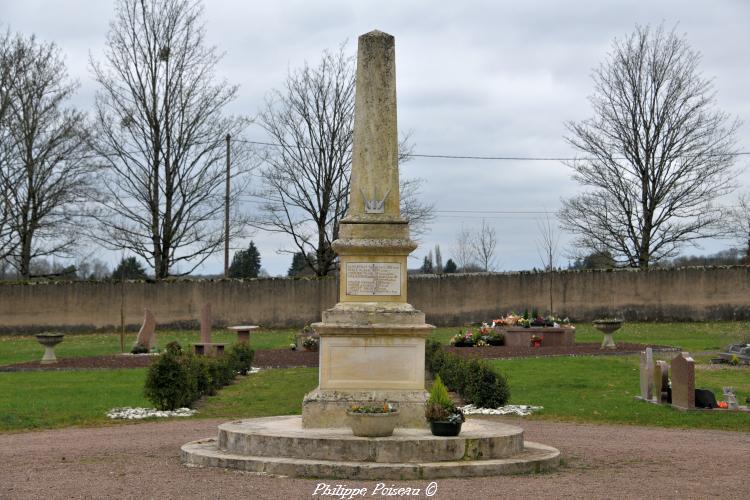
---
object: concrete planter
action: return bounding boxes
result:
[35,332,64,364]
[593,319,623,349]
[346,410,399,437]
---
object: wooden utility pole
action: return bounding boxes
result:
[224,134,231,277]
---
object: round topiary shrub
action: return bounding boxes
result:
[144,342,198,410]
[462,360,510,408]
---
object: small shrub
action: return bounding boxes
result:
[144,344,197,410]
[186,354,213,396]
[207,357,236,390]
[462,361,511,408]
[424,340,511,410]
[228,342,255,375]
[425,375,464,423]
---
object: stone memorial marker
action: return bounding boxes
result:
[302,30,434,428]
[135,308,156,350]
[200,303,212,343]
[193,302,226,356]
[653,360,669,403]
[670,352,695,410]
[639,348,654,400]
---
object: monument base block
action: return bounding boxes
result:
[302,388,429,428]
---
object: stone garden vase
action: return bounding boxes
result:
[346,410,399,437]
[593,319,623,349]
[429,421,462,437]
[35,332,64,364]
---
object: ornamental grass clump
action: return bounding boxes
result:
[425,375,464,424]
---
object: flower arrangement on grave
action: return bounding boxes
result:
[449,330,476,347]
[530,334,542,347]
[302,336,319,351]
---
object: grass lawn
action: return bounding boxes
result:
[490,355,750,432]
[430,322,750,352]
[0,328,298,366]
[1,322,748,433]
[0,369,149,431]
[2,321,748,367]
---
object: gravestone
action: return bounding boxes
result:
[670,352,695,409]
[193,302,226,356]
[302,30,434,428]
[134,308,156,350]
[639,348,654,400]
[653,360,669,403]
[200,303,212,343]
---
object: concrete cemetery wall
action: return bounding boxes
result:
[0,266,749,333]
[409,266,750,325]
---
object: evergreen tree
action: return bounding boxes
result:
[443,259,457,273]
[112,256,148,279]
[228,241,261,278]
[288,251,313,277]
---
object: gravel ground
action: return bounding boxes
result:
[1,417,748,500]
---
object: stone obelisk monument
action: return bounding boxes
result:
[302,30,433,428]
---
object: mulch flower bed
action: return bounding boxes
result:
[0,343,674,372]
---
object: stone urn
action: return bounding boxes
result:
[592,319,623,349]
[346,409,399,437]
[35,332,65,364]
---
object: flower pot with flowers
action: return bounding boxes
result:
[346,403,399,437]
[302,336,319,352]
[425,375,465,436]
[449,330,475,347]
[530,334,542,348]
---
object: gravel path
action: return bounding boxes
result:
[2,417,747,500]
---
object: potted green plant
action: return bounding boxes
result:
[346,403,399,437]
[424,375,465,436]
[530,334,542,348]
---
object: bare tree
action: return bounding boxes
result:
[90,0,250,279]
[453,224,475,271]
[471,220,498,272]
[434,244,443,274]
[0,30,15,264]
[560,24,739,269]
[536,213,560,272]
[255,46,433,276]
[0,33,93,278]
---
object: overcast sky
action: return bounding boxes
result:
[3,0,749,276]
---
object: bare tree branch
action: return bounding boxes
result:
[0,31,94,278]
[471,219,497,272]
[253,45,433,276]
[89,0,252,279]
[560,24,740,268]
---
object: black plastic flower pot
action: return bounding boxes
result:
[429,421,462,436]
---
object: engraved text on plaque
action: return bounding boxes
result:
[346,262,401,296]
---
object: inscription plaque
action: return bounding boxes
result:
[346,262,401,296]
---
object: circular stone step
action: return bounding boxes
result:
[217,416,524,463]
[182,438,559,480]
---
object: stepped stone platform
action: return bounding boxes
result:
[181,416,560,479]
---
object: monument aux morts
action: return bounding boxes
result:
[302,30,434,428]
